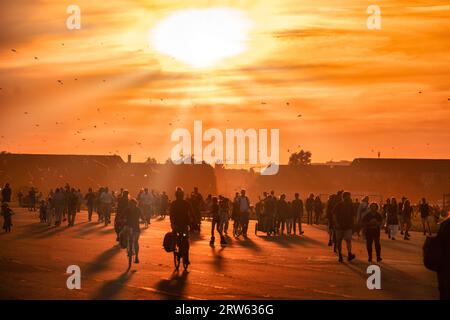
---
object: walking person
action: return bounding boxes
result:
[210,197,226,246]
[67,188,78,227]
[1,183,12,203]
[237,189,251,238]
[1,202,14,232]
[85,188,95,222]
[277,194,289,235]
[140,188,153,228]
[264,192,276,236]
[100,187,114,226]
[39,200,47,223]
[333,192,356,263]
[291,193,304,235]
[356,196,370,239]
[420,198,432,236]
[52,188,65,226]
[326,194,337,247]
[313,195,323,225]
[219,196,230,235]
[402,200,413,240]
[305,194,314,225]
[362,203,383,263]
[387,197,399,240]
[28,187,37,212]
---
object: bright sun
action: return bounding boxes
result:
[150,8,253,68]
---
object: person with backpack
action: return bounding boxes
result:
[362,203,383,263]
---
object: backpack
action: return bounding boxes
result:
[423,236,443,272]
[163,232,176,252]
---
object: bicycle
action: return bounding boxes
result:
[233,218,243,238]
[125,227,139,270]
[173,231,190,271]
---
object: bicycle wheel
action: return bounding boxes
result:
[173,251,180,270]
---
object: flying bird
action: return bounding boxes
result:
[11,49,16,53]
[297,114,302,117]
[34,56,38,60]
[57,80,63,85]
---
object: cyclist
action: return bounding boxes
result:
[169,187,192,266]
[124,199,144,265]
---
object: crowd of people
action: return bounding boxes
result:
[1,182,449,299]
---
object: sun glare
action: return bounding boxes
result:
[150,8,253,68]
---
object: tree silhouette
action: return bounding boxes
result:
[288,149,312,166]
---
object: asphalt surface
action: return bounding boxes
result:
[0,208,439,299]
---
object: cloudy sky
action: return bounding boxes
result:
[0,0,449,164]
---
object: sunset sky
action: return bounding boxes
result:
[0,0,449,165]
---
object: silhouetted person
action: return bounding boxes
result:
[52,188,65,226]
[237,189,251,238]
[39,200,47,223]
[291,193,304,235]
[85,188,95,222]
[398,196,406,235]
[356,196,369,239]
[190,187,204,233]
[277,194,289,235]
[313,196,323,225]
[402,200,413,240]
[264,192,276,236]
[169,187,192,266]
[333,192,356,262]
[1,202,13,232]
[219,195,230,235]
[115,190,129,242]
[387,197,399,240]
[100,187,114,226]
[210,197,225,246]
[305,193,314,225]
[28,187,36,211]
[435,213,450,300]
[124,199,144,264]
[1,183,12,203]
[326,194,337,248]
[140,188,152,228]
[160,191,169,218]
[420,198,432,236]
[362,203,383,263]
[67,188,78,227]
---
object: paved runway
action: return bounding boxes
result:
[0,208,439,299]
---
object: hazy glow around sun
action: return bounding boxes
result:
[150,8,253,68]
